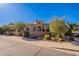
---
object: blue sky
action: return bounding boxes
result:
[0,3,79,25]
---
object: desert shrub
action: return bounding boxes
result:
[43,33,50,40]
[56,34,64,42]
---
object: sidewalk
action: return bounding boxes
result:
[0,35,79,56]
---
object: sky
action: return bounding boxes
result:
[0,3,79,25]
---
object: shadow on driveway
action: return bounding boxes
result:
[51,47,79,52]
[22,37,42,41]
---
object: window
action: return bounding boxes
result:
[46,26,49,32]
[46,28,49,32]
[38,26,41,31]
[42,28,45,32]
[39,22,40,24]
[33,27,35,32]
[32,27,35,32]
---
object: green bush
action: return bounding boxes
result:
[43,34,50,40]
[56,34,64,41]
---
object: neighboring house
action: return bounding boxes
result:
[27,20,49,37]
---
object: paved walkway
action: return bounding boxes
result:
[0,35,76,56]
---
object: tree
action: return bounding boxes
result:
[50,17,67,34]
[49,16,68,41]
[2,25,10,31]
[50,16,58,33]
[14,22,27,36]
[8,23,15,31]
[66,23,76,36]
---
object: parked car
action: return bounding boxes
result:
[64,32,74,41]
[64,36,74,41]
[0,30,5,34]
[71,32,79,46]
[4,30,15,36]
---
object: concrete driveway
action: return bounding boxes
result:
[0,35,74,56]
